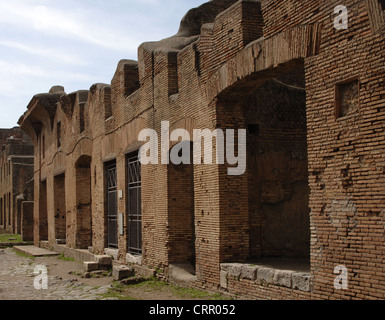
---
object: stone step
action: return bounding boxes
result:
[13,245,59,257]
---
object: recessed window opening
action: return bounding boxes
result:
[335,78,359,119]
[57,122,62,148]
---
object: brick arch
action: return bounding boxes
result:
[205,23,321,103]
[168,117,197,149]
[70,137,93,161]
[210,43,311,263]
[18,100,59,145]
[121,117,147,154]
[17,118,39,145]
[75,154,92,168]
[51,151,66,176]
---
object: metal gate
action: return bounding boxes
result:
[127,154,142,254]
[106,162,118,248]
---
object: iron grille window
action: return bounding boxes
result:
[106,162,118,249]
[127,154,142,254]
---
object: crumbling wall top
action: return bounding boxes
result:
[140,0,239,54]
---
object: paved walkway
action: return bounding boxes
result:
[13,245,60,257]
[0,247,115,300]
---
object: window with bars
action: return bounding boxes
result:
[126,153,142,255]
[106,162,118,249]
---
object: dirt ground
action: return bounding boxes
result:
[36,254,229,300]
[0,247,229,300]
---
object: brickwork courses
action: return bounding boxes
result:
[18,0,385,300]
[0,127,34,239]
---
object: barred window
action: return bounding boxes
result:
[126,152,142,255]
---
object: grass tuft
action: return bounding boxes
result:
[57,254,76,262]
[0,234,22,243]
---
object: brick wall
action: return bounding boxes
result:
[198,0,264,83]
[18,0,385,300]
[305,0,385,300]
[244,77,309,259]
[53,174,66,240]
[21,201,34,242]
[0,135,33,234]
[167,144,195,265]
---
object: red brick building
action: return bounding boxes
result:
[19,0,385,299]
[0,127,34,239]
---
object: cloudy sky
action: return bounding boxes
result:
[0,0,207,128]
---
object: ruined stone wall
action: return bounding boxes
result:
[198,0,264,83]
[0,136,33,234]
[18,0,385,300]
[244,77,309,259]
[305,0,385,300]
[0,127,30,148]
[167,152,195,265]
[211,0,385,300]
[261,0,322,40]
[53,174,66,241]
[0,150,12,233]
[21,178,34,241]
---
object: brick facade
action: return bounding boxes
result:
[18,0,385,299]
[0,127,34,239]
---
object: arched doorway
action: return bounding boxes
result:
[216,60,310,267]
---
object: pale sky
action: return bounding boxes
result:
[0,0,207,128]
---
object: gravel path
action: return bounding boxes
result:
[0,247,115,300]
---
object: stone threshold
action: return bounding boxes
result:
[13,245,60,257]
[220,262,312,292]
[0,242,33,248]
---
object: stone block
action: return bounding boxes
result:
[94,255,112,268]
[220,270,228,289]
[126,253,142,265]
[257,267,275,284]
[273,270,294,288]
[292,273,311,292]
[84,261,99,272]
[220,263,233,272]
[113,265,135,281]
[227,263,243,278]
[241,265,259,280]
[133,264,156,278]
[105,248,118,260]
[120,275,146,285]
